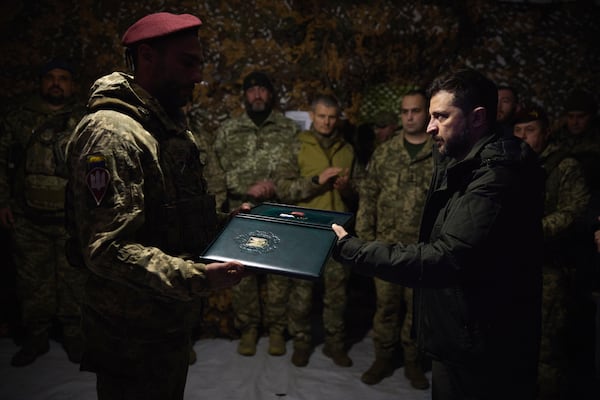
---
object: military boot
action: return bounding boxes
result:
[322,343,353,367]
[11,333,50,367]
[268,332,286,356]
[404,360,430,390]
[361,356,395,385]
[291,344,312,367]
[237,328,258,356]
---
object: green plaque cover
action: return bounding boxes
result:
[200,203,354,280]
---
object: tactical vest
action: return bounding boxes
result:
[150,131,219,256]
[20,112,74,214]
[84,99,219,258]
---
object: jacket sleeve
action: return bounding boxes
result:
[68,115,210,302]
[334,166,509,288]
[274,139,329,204]
[354,153,380,242]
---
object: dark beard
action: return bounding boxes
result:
[445,127,471,160]
[41,92,67,106]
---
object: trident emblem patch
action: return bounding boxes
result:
[86,168,110,206]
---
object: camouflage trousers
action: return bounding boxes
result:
[538,267,569,396]
[288,258,350,349]
[12,215,87,340]
[372,277,418,362]
[231,272,290,334]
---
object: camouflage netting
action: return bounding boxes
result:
[2,0,598,337]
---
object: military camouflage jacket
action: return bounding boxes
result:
[0,94,84,218]
[539,142,590,258]
[66,72,215,310]
[213,109,299,210]
[355,131,434,244]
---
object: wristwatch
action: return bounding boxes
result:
[311,175,320,185]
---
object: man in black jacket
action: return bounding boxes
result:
[332,68,544,400]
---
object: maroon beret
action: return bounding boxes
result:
[121,12,202,46]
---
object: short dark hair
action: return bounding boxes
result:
[497,85,519,103]
[428,68,498,127]
[311,93,341,115]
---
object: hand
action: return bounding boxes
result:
[246,180,276,201]
[0,207,14,229]
[204,261,246,290]
[230,202,252,217]
[332,223,348,240]
[317,167,343,185]
[333,168,350,190]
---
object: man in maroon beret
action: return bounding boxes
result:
[65,12,246,399]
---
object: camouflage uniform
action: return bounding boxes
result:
[537,142,590,398]
[355,131,433,364]
[66,72,221,397]
[277,129,355,352]
[214,110,298,335]
[0,94,87,350]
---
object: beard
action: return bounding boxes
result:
[41,86,67,106]
[441,127,471,159]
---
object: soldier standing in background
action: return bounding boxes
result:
[65,13,245,399]
[496,85,519,137]
[276,93,356,368]
[513,105,590,399]
[0,59,87,366]
[214,71,299,357]
[357,89,432,389]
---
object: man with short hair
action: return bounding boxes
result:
[277,93,356,368]
[0,59,87,366]
[514,105,590,398]
[358,89,432,389]
[65,13,245,399]
[496,85,519,136]
[332,69,544,399]
[214,70,299,357]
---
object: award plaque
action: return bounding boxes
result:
[200,203,354,280]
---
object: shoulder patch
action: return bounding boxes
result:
[86,154,110,206]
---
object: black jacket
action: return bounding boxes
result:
[335,133,544,370]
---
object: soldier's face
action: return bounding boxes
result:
[497,89,517,123]
[310,103,338,136]
[40,68,74,106]
[152,34,203,110]
[513,120,547,153]
[245,86,272,112]
[401,94,429,136]
[566,111,592,136]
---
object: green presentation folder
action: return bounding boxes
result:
[200,203,354,280]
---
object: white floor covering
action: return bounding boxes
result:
[0,336,432,400]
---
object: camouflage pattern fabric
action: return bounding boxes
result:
[0,94,87,343]
[214,108,298,335]
[537,142,590,396]
[355,131,434,361]
[12,217,87,340]
[214,110,299,210]
[66,72,219,380]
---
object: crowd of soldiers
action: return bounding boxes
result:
[1,11,599,400]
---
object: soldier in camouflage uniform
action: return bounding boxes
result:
[65,13,245,399]
[214,71,299,357]
[276,94,356,368]
[0,59,87,366]
[514,106,590,399]
[356,90,432,389]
